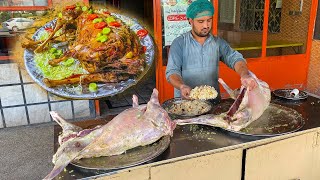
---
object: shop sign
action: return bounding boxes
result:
[163,0,210,46]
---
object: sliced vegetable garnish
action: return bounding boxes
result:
[63,58,75,67]
[93,18,103,24]
[82,6,88,11]
[125,51,133,58]
[106,16,115,23]
[50,47,57,53]
[89,83,98,92]
[102,27,111,35]
[34,52,86,80]
[96,35,108,42]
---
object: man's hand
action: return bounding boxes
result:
[241,74,257,90]
[180,84,192,99]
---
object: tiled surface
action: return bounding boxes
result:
[28,104,51,124]
[3,107,28,127]
[50,101,73,120]
[0,114,3,128]
[0,63,20,85]
[307,40,320,96]
[73,100,91,118]
[24,84,48,104]
[0,85,24,107]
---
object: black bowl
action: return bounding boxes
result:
[162,98,213,120]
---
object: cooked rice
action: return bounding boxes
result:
[190,85,218,100]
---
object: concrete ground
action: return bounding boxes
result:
[0,123,54,180]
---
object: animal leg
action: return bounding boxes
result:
[218,78,237,99]
[35,18,65,53]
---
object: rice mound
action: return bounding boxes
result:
[190,85,218,100]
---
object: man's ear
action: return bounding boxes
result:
[187,18,192,25]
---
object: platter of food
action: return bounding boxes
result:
[23,4,154,99]
[162,98,213,119]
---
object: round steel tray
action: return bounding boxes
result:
[162,98,213,119]
[71,136,170,170]
[24,13,155,99]
[273,89,308,100]
[212,101,305,137]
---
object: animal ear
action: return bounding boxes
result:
[132,95,139,107]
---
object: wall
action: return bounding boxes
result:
[307,40,320,96]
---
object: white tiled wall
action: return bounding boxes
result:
[74,100,91,118]
[3,107,28,127]
[0,113,3,128]
[0,62,95,128]
[28,104,51,124]
[24,84,48,104]
[50,101,73,119]
[0,63,20,84]
[0,85,24,107]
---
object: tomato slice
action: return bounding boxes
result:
[94,22,108,29]
[141,46,147,53]
[137,29,148,38]
[45,27,53,32]
[108,21,121,27]
[65,5,76,10]
[87,14,98,21]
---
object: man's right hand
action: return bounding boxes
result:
[180,84,191,99]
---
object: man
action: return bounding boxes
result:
[165,0,257,99]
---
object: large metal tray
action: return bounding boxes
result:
[70,136,170,170]
[273,89,308,100]
[162,98,213,119]
[24,13,155,99]
[212,101,305,137]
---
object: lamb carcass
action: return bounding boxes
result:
[44,89,176,180]
[174,72,271,131]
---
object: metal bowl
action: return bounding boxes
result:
[162,98,213,120]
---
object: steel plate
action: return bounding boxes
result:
[162,98,213,119]
[24,13,155,99]
[273,89,308,100]
[212,101,305,137]
[70,136,170,170]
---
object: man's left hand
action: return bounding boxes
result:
[241,74,257,90]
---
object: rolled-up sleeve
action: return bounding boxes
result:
[165,38,183,82]
[218,37,246,69]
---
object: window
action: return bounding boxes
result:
[314,0,320,40]
[240,0,282,33]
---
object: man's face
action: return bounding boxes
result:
[189,16,212,37]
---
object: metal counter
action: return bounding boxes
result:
[54,95,320,179]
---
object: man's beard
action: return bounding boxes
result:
[193,27,211,37]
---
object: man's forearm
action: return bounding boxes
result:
[234,60,250,77]
[168,74,185,89]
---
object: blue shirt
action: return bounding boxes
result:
[166,31,245,97]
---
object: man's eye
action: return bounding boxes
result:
[198,21,204,23]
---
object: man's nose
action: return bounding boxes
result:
[203,22,210,29]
